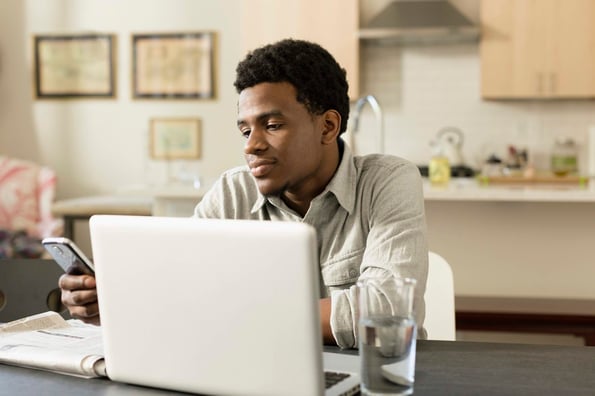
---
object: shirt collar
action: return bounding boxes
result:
[325,139,356,215]
[250,138,357,215]
[251,192,267,213]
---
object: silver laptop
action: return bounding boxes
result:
[90,215,360,396]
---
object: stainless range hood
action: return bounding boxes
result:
[359,0,480,44]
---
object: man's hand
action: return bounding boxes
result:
[59,273,100,325]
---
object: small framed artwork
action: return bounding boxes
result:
[33,33,116,99]
[150,118,201,160]
[132,32,215,99]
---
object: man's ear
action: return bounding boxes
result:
[321,110,341,144]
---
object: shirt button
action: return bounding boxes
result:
[349,269,357,277]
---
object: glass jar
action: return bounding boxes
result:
[551,137,578,176]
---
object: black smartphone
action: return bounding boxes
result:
[42,237,95,275]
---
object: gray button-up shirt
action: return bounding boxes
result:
[193,143,428,348]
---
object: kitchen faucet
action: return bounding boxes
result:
[350,94,385,154]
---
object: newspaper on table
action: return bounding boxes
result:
[0,311,105,378]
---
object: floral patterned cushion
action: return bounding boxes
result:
[0,156,39,236]
[0,156,62,259]
[0,156,62,239]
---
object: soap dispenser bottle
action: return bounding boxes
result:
[429,140,451,186]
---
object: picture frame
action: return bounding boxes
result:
[132,32,215,99]
[149,118,202,160]
[33,34,116,99]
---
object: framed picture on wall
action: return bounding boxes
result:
[132,32,215,99]
[33,33,116,99]
[149,118,202,160]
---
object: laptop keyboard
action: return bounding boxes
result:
[324,371,351,389]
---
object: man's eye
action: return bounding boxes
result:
[267,123,282,131]
[240,129,251,138]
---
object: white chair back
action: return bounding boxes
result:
[424,251,456,340]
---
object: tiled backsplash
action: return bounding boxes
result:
[350,42,595,173]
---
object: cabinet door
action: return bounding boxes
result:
[549,0,595,97]
[481,0,595,99]
[240,0,359,98]
[480,0,553,98]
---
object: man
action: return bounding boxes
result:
[60,39,428,349]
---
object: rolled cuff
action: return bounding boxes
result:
[330,283,427,349]
[330,287,358,349]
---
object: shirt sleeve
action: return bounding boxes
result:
[193,177,226,219]
[193,167,258,219]
[330,161,429,349]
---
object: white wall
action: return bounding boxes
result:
[2,0,245,199]
[0,0,40,162]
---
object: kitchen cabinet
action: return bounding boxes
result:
[239,0,359,98]
[481,0,595,99]
[424,181,595,302]
[426,199,595,300]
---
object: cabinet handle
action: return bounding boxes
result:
[549,73,557,94]
[537,73,544,95]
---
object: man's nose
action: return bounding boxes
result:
[244,127,268,154]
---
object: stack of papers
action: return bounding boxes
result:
[0,311,105,378]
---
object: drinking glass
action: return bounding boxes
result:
[358,276,417,396]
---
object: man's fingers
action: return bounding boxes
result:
[68,304,101,325]
[58,273,100,325]
[61,288,97,307]
[59,274,96,290]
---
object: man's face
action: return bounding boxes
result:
[237,82,326,198]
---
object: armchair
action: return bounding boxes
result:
[0,156,62,258]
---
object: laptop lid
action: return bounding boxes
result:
[90,215,327,396]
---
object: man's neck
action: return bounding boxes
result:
[281,139,342,217]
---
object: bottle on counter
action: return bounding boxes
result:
[551,137,578,176]
[429,140,450,186]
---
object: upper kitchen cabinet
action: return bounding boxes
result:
[240,0,359,99]
[481,0,595,99]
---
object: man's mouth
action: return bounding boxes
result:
[249,160,276,177]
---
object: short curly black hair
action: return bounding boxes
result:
[234,39,350,134]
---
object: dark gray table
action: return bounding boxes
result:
[1,340,595,395]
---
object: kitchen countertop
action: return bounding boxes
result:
[105,180,595,205]
[423,178,595,203]
[120,180,595,204]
